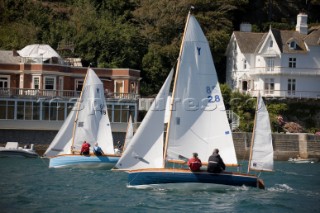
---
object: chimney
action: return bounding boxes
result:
[12,49,19,56]
[240,23,252,32]
[296,13,308,35]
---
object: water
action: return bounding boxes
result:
[0,158,319,213]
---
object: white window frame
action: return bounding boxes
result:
[75,79,83,92]
[289,58,296,68]
[264,78,274,94]
[32,75,41,89]
[266,57,275,71]
[44,76,56,90]
[0,75,10,88]
[288,79,296,95]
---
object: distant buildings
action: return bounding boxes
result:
[0,44,140,132]
[225,13,320,99]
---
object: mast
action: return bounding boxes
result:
[163,7,194,167]
[70,68,90,154]
[247,93,260,173]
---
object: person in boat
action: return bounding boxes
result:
[207,148,226,173]
[187,152,202,172]
[93,142,104,156]
[80,141,91,156]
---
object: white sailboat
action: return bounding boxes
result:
[114,10,269,189]
[248,94,274,173]
[44,68,120,169]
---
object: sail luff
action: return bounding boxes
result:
[70,68,90,153]
[163,10,192,167]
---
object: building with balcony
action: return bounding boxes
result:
[225,13,320,99]
[0,44,141,135]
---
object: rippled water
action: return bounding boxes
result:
[0,158,319,213]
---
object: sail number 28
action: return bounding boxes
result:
[206,86,220,103]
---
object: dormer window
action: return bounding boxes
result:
[289,41,296,49]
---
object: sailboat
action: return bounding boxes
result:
[114,11,272,189]
[44,68,120,169]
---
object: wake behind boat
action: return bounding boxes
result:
[114,9,273,189]
[0,142,38,158]
[43,68,120,169]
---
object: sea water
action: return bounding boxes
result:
[0,158,319,213]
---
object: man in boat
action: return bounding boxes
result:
[207,149,225,173]
[93,142,104,156]
[80,141,91,156]
[187,153,202,172]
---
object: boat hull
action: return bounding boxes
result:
[128,169,264,189]
[49,155,120,169]
[0,150,38,158]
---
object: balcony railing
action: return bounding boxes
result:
[246,89,320,99]
[250,67,320,76]
[0,88,140,100]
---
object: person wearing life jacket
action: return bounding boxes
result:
[80,141,91,156]
[207,148,226,173]
[187,153,202,172]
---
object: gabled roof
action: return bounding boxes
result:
[233,32,265,53]
[233,25,320,54]
[304,26,320,46]
[273,29,307,53]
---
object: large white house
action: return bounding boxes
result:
[225,13,320,99]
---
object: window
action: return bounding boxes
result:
[0,76,9,88]
[75,79,83,92]
[114,80,124,97]
[32,76,40,89]
[44,77,55,90]
[288,79,296,95]
[266,58,274,71]
[289,58,296,68]
[243,60,247,70]
[264,78,274,94]
[269,40,273,47]
[289,41,296,49]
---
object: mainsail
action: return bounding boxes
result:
[122,115,133,151]
[248,95,274,172]
[165,15,237,165]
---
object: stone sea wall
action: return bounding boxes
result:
[0,130,319,160]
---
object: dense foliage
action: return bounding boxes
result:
[1,0,320,95]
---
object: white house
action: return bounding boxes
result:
[225,13,320,99]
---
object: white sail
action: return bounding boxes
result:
[43,108,76,157]
[115,69,174,170]
[122,115,133,151]
[72,68,114,154]
[166,15,237,165]
[249,95,274,171]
